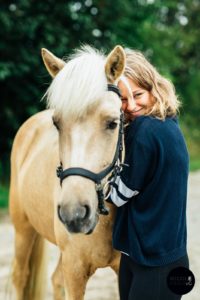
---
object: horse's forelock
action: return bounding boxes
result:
[45,46,107,119]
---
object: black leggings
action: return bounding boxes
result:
[119,253,189,300]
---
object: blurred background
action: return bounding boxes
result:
[0,0,200,207]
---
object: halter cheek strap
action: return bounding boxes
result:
[56,84,124,215]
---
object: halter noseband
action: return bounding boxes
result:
[56,84,124,215]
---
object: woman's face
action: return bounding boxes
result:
[118,77,154,121]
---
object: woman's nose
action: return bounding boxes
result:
[126,98,136,112]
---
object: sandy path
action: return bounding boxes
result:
[0,171,199,299]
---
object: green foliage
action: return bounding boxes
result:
[189,159,200,172]
[0,184,9,208]
[1,0,200,180]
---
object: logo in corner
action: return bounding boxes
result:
[167,267,195,295]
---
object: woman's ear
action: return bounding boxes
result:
[105,45,126,83]
[41,48,65,77]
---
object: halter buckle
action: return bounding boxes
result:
[56,165,63,178]
[95,183,109,215]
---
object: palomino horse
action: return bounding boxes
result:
[9,45,126,300]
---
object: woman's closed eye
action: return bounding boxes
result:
[121,93,144,102]
[134,92,144,98]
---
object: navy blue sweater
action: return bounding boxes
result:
[110,116,189,266]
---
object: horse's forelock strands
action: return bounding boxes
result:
[46,47,107,118]
[67,44,105,61]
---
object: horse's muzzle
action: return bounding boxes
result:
[57,204,95,234]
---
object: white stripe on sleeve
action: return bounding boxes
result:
[110,187,128,207]
[115,176,139,198]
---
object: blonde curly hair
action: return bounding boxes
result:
[124,48,181,120]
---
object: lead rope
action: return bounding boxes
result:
[96,182,109,215]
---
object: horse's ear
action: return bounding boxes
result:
[105,45,126,83]
[41,48,65,77]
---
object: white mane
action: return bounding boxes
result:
[45,45,107,118]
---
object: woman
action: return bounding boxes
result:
[109,49,190,300]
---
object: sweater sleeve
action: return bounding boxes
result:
[109,133,156,207]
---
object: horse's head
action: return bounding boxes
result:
[42,45,125,234]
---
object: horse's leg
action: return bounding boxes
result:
[12,222,37,300]
[52,254,65,300]
[61,251,93,300]
[110,251,120,275]
[12,221,46,300]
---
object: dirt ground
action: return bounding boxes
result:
[0,171,199,300]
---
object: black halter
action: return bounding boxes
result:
[56,84,124,215]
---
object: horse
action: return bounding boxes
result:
[9,44,126,300]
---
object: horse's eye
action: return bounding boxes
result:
[52,117,60,130]
[106,120,118,130]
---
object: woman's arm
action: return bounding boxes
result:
[108,132,157,207]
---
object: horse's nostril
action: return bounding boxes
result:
[84,205,90,220]
[57,205,64,223]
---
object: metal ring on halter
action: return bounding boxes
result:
[103,180,113,200]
